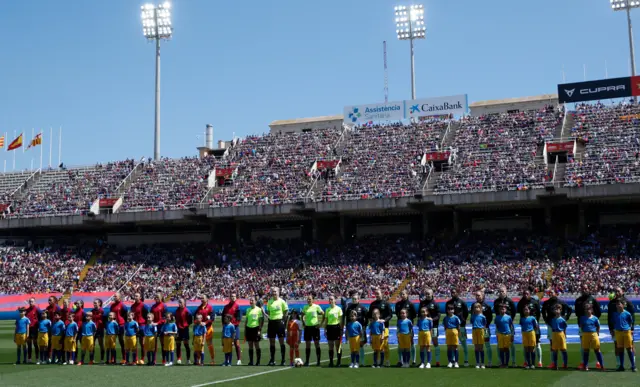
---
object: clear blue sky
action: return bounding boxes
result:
[0,0,635,169]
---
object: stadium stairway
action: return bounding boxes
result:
[78,246,105,284]
[114,158,146,198]
[559,110,575,138]
[390,277,412,301]
[12,169,42,200]
[440,120,459,147]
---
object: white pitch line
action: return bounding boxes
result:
[190,345,399,387]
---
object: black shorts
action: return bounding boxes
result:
[177,327,190,341]
[28,326,38,340]
[325,325,342,341]
[267,320,285,339]
[156,324,164,337]
[95,328,104,339]
[245,327,261,342]
[304,326,320,342]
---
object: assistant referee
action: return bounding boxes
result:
[265,287,288,366]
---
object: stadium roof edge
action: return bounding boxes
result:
[269,115,343,127]
[469,94,558,108]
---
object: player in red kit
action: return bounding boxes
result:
[175,298,192,364]
[130,292,148,364]
[92,299,106,363]
[195,294,215,365]
[151,293,167,363]
[109,292,128,363]
[45,296,60,362]
[222,292,243,365]
[73,300,86,359]
[60,299,71,323]
[24,297,41,363]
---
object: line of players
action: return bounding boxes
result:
[12,284,637,372]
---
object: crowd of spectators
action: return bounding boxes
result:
[565,101,640,187]
[435,106,561,193]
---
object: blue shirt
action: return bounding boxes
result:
[471,314,487,329]
[520,316,538,333]
[443,315,461,330]
[38,319,52,333]
[51,321,65,336]
[163,322,177,335]
[82,321,97,337]
[369,320,385,336]
[613,311,633,331]
[418,317,433,332]
[397,318,413,335]
[143,324,157,337]
[124,321,139,337]
[495,314,513,335]
[346,321,363,338]
[193,324,206,337]
[15,317,30,334]
[222,324,235,339]
[550,317,567,332]
[105,321,119,336]
[65,322,79,337]
[579,316,600,333]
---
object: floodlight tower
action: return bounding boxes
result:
[611,0,638,78]
[141,2,173,161]
[395,4,426,100]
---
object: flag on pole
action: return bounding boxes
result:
[7,134,23,151]
[0,135,4,148]
[27,133,42,149]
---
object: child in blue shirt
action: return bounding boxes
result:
[14,308,30,364]
[369,309,386,368]
[222,315,236,366]
[613,300,636,372]
[51,312,66,364]
[471,303,487,369]
[417,307,434,369]
[37,311,52,365]
[443,306,461,368]
[397,309,413,368]
[346,311,363,369]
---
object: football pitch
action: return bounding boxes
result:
[0,318,637,387]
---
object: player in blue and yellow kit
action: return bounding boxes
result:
[346,310,363,369]
[369,309,386,368]
[163,312,178,366]
[417,307,433,369]
[37,311,51,365]
[14,308,30,365]
[471,303,487,369]
[494,304,514,368]
[193,314,206,366]
[51,311,65,364]
[613,299,636,372]
[443,305,461,368]
[397,309,413,368]
[520,305,538,369]
[79,312,97,365]
[222,314,236,366]
[105,312,120,364]
[550,304,568,370]
[579,303,604,371]
[143,313,158,366]
[124,312,140,365]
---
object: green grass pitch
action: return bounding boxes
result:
[0,317,637,386]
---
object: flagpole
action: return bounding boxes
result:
[49,127,53,168]
[58,126,62,168]
[30,128,34,171]
[40,131,43,170]
[12,130,16,171]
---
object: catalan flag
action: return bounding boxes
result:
[7,134,22,151]
[27,133,42,149]
[0,135,4,148]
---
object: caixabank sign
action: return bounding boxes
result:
[343,94,468,124]
[558,76,640,103]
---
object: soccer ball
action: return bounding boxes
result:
[294,358,304,367]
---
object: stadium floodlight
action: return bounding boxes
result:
[141,2,173,161]
[611,0,639,79]
[395,4,426,100]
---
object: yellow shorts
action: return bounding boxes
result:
[497,333,512,349]
[371,334,387,351]
[124,336,137,351]
[193,335,204,352]
[551,332,566,351]
[472,328,484,345]
[398,333,412,350]
[81,336,95,351]
[51,336,63,351]
[418,331,432,347]
[205,326,214,341]
[64,337,76,352]
[223,338,233,353]
[522,331,536,347]
[14,333,27,346]
[615,330,633,349]
[445,329,459,346]
[105,334,117,350]
[581,332,600,350]
[144,336,156,350]
[348,336,360,353]
[384,328,390,351]
[163,336,175,351]
[37,332,49,347]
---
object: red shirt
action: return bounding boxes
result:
[150,302,166,325]
[195,303,214,328]
[92,307,105,330]
[73,308,85,330]
[130,301,147,326]
[25,305,40,328]
[222,301,241,326]
[110,301,127,326]
[46,304,60,320]
[60,306,71,323]
[175,307,191,329]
